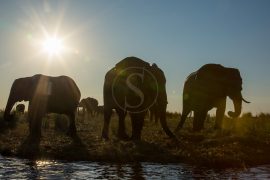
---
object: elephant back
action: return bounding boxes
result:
[195,64,228,90]
[105,57,164,112]
[196,64,226,82]
[86,97,98,109]
[115,56,150,70]
[184,64,228,104]
[197,64,242,91]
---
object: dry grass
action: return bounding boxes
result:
[0,111,270,168]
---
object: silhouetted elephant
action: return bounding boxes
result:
[149,103,159,124]
[175,64,250,132]
[96,105,104,116]
[102,57,175,140]
[78,97,98,119]
[4,74,81,142]
[16,104,25,114]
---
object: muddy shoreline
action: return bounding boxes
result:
[1,115,270,169]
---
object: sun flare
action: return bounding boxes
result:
[42,36,64,56]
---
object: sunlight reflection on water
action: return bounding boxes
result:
[0,155,270,179]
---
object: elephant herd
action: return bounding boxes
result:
[78,97,103,119]
[3,56,249,143]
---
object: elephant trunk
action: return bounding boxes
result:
[4,96,16,121]
[228,98,242,118]
[159,104,176,139]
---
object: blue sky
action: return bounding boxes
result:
[0,0,269,114]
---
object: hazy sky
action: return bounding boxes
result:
[0,0,269,114]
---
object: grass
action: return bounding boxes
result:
[0,111,270,168]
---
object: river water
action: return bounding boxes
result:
[0,156,270,179]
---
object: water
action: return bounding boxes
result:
[0,155,270,179]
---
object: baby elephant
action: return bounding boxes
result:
[16,104,25,114]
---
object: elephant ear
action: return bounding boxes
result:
[150,64,167,105]
[195,64,228,95]
[151,63,166,84]
[225,68,243,91]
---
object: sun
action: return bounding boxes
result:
[42,36,64,56]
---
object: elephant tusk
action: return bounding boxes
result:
[242,97,250,103]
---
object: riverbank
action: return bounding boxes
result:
[0,113,270,168]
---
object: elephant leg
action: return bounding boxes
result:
[28,115,42,142]
[175,107,191,132]
[28,104,44,142]
[91,110,94,117]
[154,110,159,124]
[193,110,207,131]
[77,108,79,117]
[215,99,226,129]
[89,110,92,117]
[84,109,88,121]
[67,111,77,137]
[102,107,112,140]
[82,108,85,116]
[85,109,89,122]
[82,108,85,121]
[93,109,95,117]
[91,109,95,117]
[116,108,129,140]
[150,110,154,122]
[130,113,145,141]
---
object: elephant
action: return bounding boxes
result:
[102,56,175,140]
[78,97,98,118]
[149,103,159,124]
[16,104,25,114]
[95,105,104,116]
[4,74,81,142]
[175,64,250,132]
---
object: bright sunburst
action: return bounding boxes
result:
[42,36,64,56]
